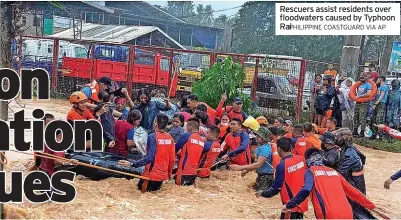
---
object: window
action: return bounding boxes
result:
[47,45,53,54]
[74,47,87,58]
[21,16,27,26]
[33,16,41,27]
[160,59,169,71]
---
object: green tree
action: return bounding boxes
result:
[192,57,251,113]
[165,1,195,19]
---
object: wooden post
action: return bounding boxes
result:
[339,35,363,80]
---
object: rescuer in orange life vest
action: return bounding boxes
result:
[221,118,251,165]
[290,124,307,158]
[282,148,376,219]
[175,119,205,186]
[66,91,106,151]
[81,76,122,117]
[255,137,308,219]
[118,114,176,192]
[197,125,221,178]
[215,93,248,122]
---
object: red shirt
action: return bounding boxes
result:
[370,72,379,83]
[39,145,65,175]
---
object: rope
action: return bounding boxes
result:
[9,150,148,180]
[0,152,8,165]
[372,209,391,220]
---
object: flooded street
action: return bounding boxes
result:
[2,98,401,219]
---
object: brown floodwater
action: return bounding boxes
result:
[2,99,401,219]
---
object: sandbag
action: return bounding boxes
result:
[60,152,144,181]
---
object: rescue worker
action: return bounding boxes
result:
[283,148,376,219]
[230,127,278,191]
[110,110,142,157]
[320,131,340,169]
[386,79,401,131]
[283,120,293,138]
[325,117,337,133]
[335,128,375,219]
[187,94,216,120]
[303,122,321,150]
[216,93,248,122]
[81,76,117,112]
[197,126,221,178]
[371,76,389,139]
[267,127,281,144]
[221,118,251,165]
[175,119,205,186]
[291,125,307,158]
[384,169,401,189]
[118,114,175,192]
[242,116,260,161]
[374,124,401,189]
[353,75,373,137]
[255,137,308,219]
[66,91,106,151]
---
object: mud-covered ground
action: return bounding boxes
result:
[2,99,401,219]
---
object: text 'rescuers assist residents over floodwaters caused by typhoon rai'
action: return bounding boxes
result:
[275,3,400,35]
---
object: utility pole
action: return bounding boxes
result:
[379,35,397,76]
[339,35,363,80]
[0,2,13,217]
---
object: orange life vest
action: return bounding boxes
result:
[197,140,221,178]
[309,166,354,219]
[271,143,280,169]
[82,80,100,104]
[292,136,307,158]
[281,155,308,213]
[176,133,204,185]
[142,132,176,181]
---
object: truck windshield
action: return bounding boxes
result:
[74,47,87,58]
[160,59,169,71]
[276,77,294,94]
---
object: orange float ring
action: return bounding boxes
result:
[349,79,377,102]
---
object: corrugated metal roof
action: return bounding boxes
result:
[50,23,186,49]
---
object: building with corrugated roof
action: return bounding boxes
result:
[20,1,224,50]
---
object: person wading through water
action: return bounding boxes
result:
[230,127,278,191]
[255,137,308,219]
[119,114,175,192]
[283,148,376,219]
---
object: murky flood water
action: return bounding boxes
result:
[2,99,401,219]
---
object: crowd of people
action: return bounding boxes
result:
[309,63,401,140]
[33,75,401,219]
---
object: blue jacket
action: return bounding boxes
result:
[315,85,336,110]
[133,101,170,133]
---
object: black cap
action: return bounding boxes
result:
[98,76,113,87]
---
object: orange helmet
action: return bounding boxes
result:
[256,116,268,125]
[70,91,87,104]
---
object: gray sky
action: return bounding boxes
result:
[150,1,247,17]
